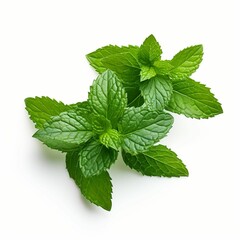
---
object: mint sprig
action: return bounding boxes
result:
[87,34,223,118]
[25,35,223,211]
[25,69,176,211]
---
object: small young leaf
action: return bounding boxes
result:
[89,70,127,128]
[100,129,121,150]
[86,45,139,74]
[122,145,188,177]
[140,65,157,82]
[66,151,112,211]
[78,140,118,177]
[25,97,71,129]
[119,107,173,154]
[170,45,203,78]
[140,76,173,110]
[91,115,112,135]
[166,77,223,118]
[138,34,162,65]
[33,110,94,151]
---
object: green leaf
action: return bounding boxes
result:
[69,101,91,112]
[153,60,174,75]
[91,115,111,135]
[101,52,140,86]
[79,140,118,177]
[33,110,94,151]
[140,76,173,111]
[122,145,188,177]
[170,45,203,78]
[100,129,121,150]
[140,65,156,82]
[119,107,174,154]
[166,77,223,118]
[86,45,140,74]
[66,151,112,211]
[88,70,127,128]
[25,97,70,129]
[138,34,162,65]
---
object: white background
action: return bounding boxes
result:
[0,0,239,239]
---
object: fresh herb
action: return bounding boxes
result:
[87,34,223,118]
[25,35,223,211]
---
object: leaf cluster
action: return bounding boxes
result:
[25,35,223,211]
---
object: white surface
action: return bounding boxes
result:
[0,0,239,239]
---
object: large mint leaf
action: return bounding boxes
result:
[88,70,127,128]
[86,45,139,74]
[170,45,203,78]
[66,151,112,211]
[138,34,162,65]
[25,97,71,129]
[79,140,118,177]
[33,110,94,151]
[166,78,223,118]
[119,107,173,154]
[122,145,188,177]
[140,76,173,111]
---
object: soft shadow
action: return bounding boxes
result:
[38,143,65,165]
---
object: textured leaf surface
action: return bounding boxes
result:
[166,78,223,118]
[79,140,118,177]
[101,52,140,85]
[153,60,174,75]
[140,76,173,110]
[170,45,203,78]
[140,65,156,82]
[25,97,70,129]
[138,34,162,65]
[91,115,111,135]
[100,129,121,150]
[89,70,127,128]
[119,107,173,154]
[66,151,112,211]
[122,145,188,177]
[33,110,94,151]
[86,45,139,74]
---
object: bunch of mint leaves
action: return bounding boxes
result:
[25,35,223,211]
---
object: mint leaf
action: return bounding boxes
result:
[79,140,118,177]
[100,129,121,150]
[25,97,70,129]
[89,70,127,128]
[33,110,94,151]
[153,60,174,75]
[140,76,173,110]
[138,34,162,65]
[122,145,188,177]
[66,151,112,211]
[170,45,203,78]
[86,45,139,74]
[92,115,111,135]
[166,77,223,118]
[101,52,140,86]
[69,101,91,112]
[140,65,157,82]
[119,107,173,154]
